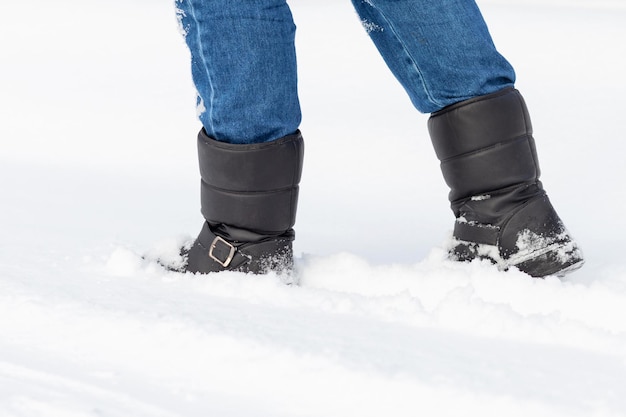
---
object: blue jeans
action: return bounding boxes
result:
[176,0,515,144]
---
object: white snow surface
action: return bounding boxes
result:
[2,0,626,416]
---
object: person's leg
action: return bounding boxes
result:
[173,0,304,274]
[350,0,515,113]
[176,0,301,144]
[351,0,583,276]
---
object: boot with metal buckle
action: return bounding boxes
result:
[174,129,304,275]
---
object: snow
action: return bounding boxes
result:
[2,0,626,416]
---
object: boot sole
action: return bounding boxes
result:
[505,241,584,278]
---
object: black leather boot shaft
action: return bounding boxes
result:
[198,129,304,234]
[429,88,546,228]
[429,87,539,206]
[428,88,583,277]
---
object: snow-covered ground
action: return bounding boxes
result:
[2,0,626,416]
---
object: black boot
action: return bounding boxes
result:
[428,88,583,277]
[179,129,304,274]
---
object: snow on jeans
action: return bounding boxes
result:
[175,0,516,144]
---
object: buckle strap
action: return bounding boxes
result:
[454,220,500,246]
[209,236,237,268]
[196,223,251,270]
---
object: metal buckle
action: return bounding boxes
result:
[209,236,236,268]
